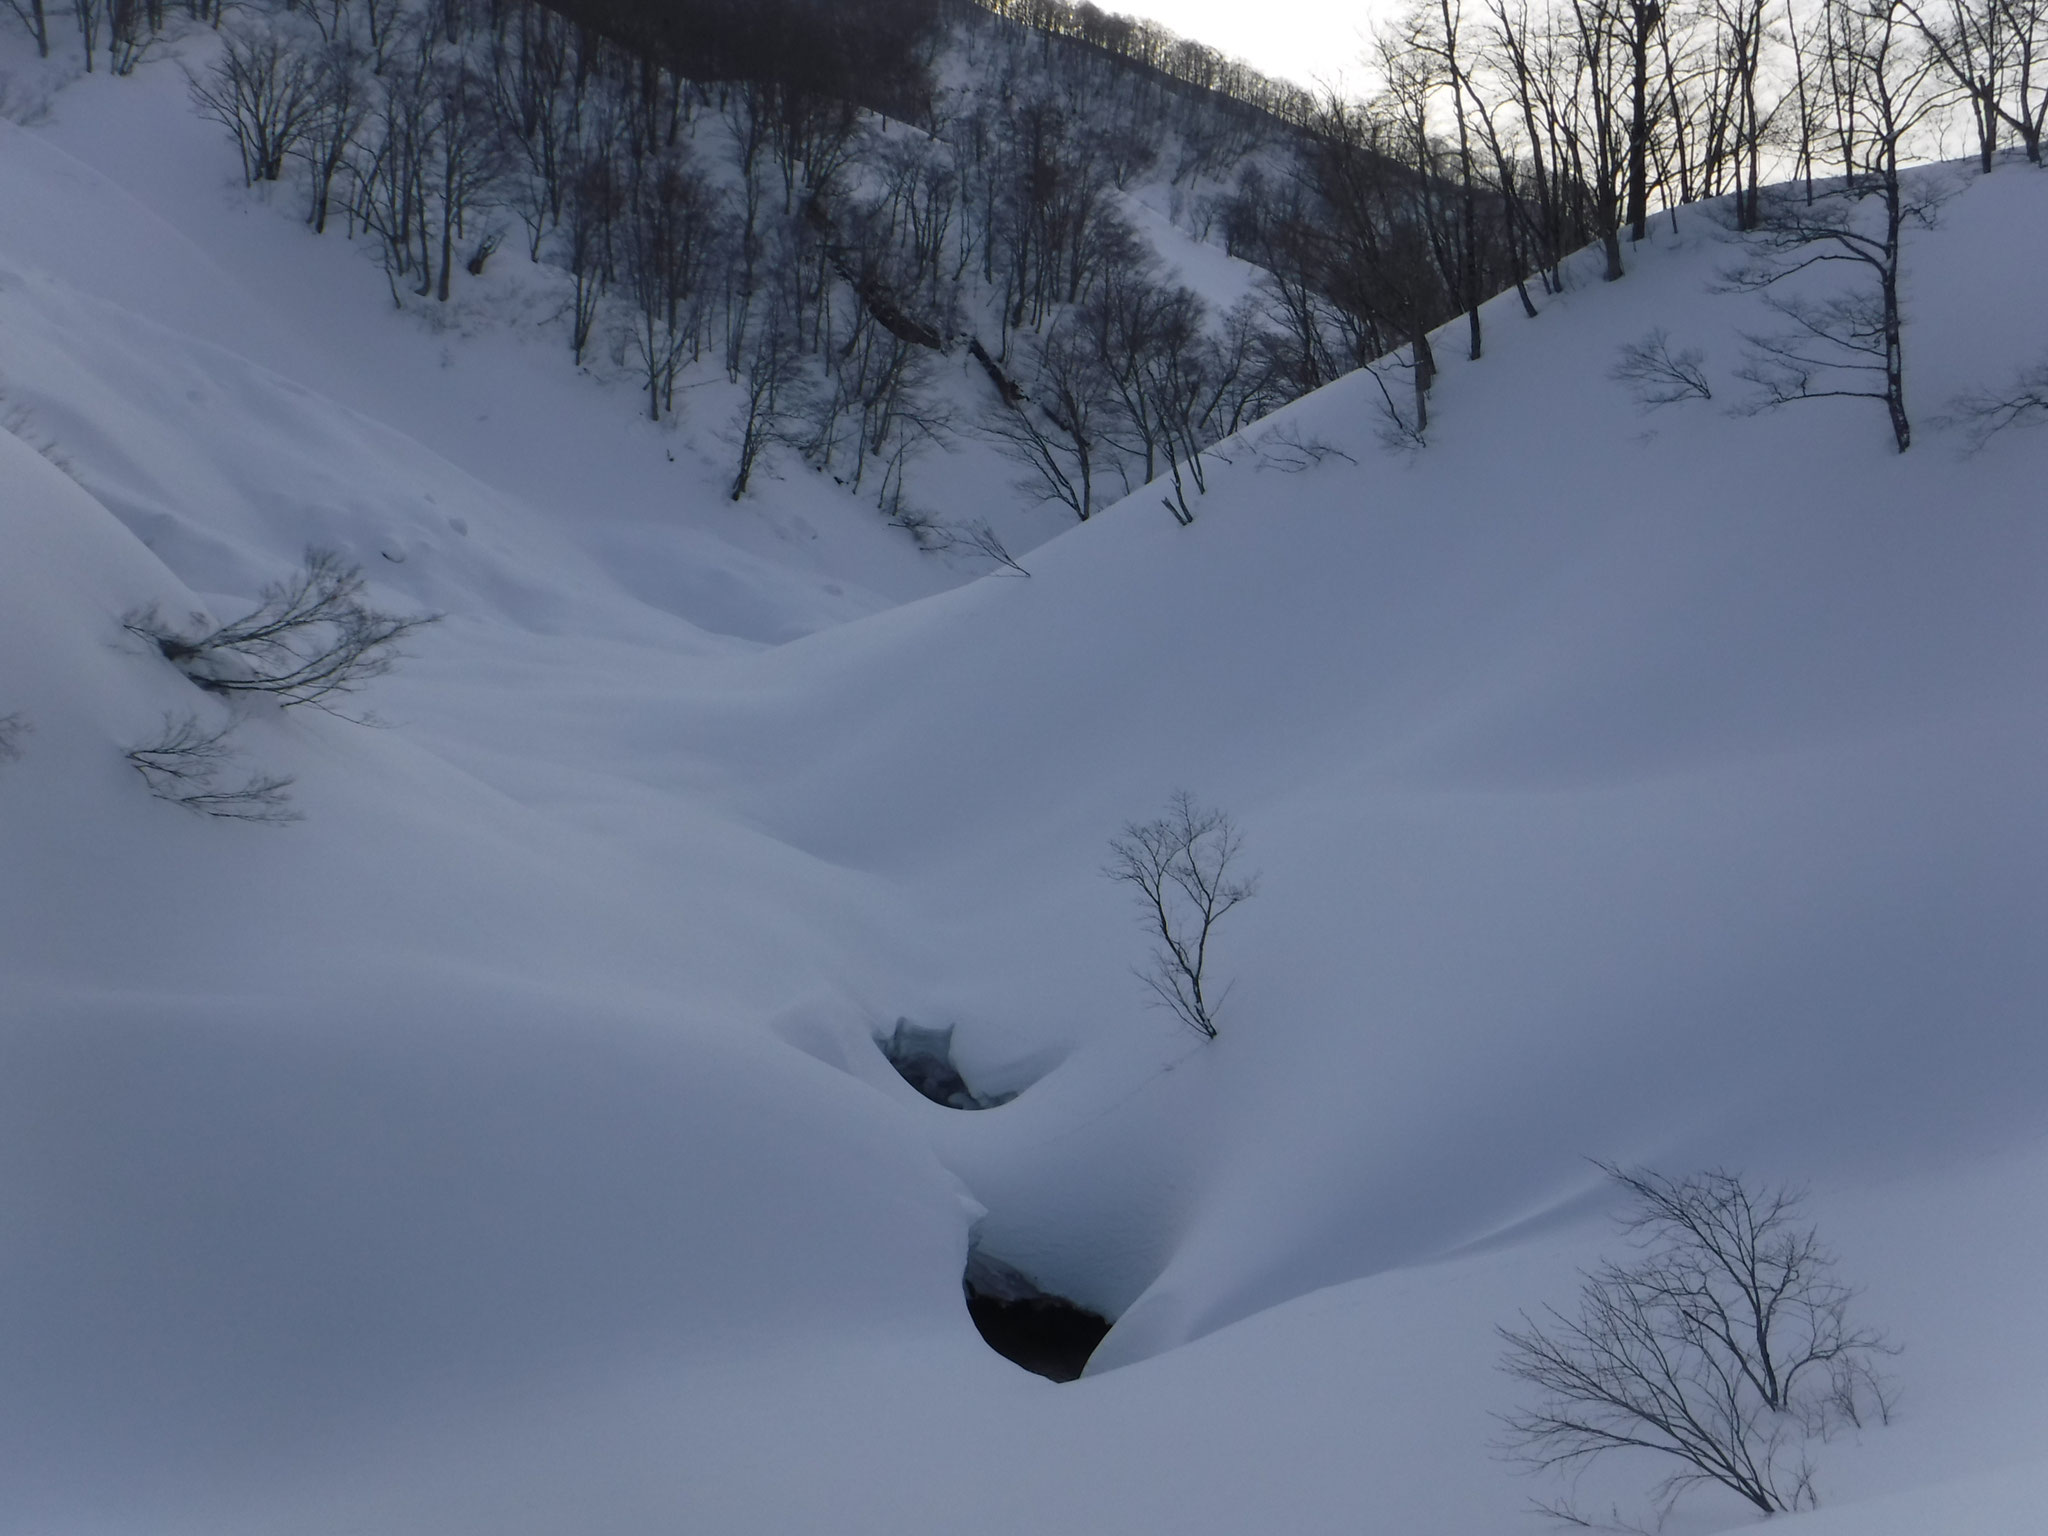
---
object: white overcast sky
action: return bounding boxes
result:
[1124,1,1399,94]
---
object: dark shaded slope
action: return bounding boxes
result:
[542,0,944,118]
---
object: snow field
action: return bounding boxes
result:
[3,24,2047,1535]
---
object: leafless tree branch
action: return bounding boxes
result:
[125,549,434,717]
[126,714,300,823]
[1366,356,1428,451]
[1611,329,1713,407]
[1105,791,1257,1040]
[1251,423,1360,473]
[1942,358,2048,448]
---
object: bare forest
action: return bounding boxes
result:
[33,0,2042,527]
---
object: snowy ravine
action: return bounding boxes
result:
[5,34,2048,1536]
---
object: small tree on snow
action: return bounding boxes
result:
[1498,1166,1894,1528]
[1105,791,1257,1040]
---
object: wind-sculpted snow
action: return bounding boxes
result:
[3,29,2047,1536]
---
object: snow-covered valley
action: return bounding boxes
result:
[4,19,2048,1536]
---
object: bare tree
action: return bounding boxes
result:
[1728,0,1951,453]
[619,150,719,421]
[1610,327,1713,404]
[1985,0,2048,161]
[189,22,324,186]
[73,0,101,73]
[729,309,808,499]
[106,0,152,75]
[563,147,621,367]
[124,548,433,714]
[1728,190,1944,452]
[427,56,506,303]
[126,714,299,822]
[349,29,440,303]
[487,0,578,260]
[1248,423,1359,473]
[1291,94,1448,430]
[1366,355,1432,450]
[977,299,1119,522]
[953,517,1030,576]
[1029,305,1119,519]
[1105,791,1257,1040]
[4,0,50,59]
[901,515,1033,575]
[296,41,368,235]
[1390,0,1490,356]
[1907,0,2048,168]
[1943,355,2048,445]
[1498,1165,1894,1528]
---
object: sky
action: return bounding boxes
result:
[1125,0,1396,93]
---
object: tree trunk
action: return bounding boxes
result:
[437,198,455,302]
[1626,0,1658,242]
[1882,173,1909,452]
[1412,330,1435,432]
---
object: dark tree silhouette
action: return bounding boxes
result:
[1500,1165,1894,1527]
[125,549,434,714]
[126,714,299,822]
[1105,791,1257,1039]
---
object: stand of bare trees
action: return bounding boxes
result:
[4,0,187,71]
[42,0,2031,515]
[1221,0,2024,444]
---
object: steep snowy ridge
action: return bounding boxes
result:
[4,33,2048,1536]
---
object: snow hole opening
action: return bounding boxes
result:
[875,1019,1019,1111]
[962,1247,1113,1383]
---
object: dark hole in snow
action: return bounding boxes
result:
[876,1019,1016,1111]
[963,1249,1111,1383]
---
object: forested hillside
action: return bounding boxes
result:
[16,0,2040,537]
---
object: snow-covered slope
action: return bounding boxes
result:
[4,35,2047,1536]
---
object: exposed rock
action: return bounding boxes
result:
[963,1249,1111,1383]
[875,1019,1016,1110]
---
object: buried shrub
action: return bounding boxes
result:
[126,713,298,823]
[125,548,433,714]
